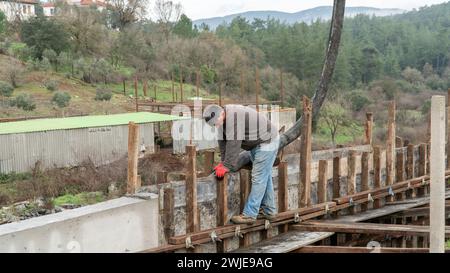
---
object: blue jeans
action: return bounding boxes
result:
[243,137,280,218]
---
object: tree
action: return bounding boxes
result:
[173,14,194,38]
[20,16,70,59]
[320,101,353,146]
[401,67,424,85]
[43,49,58,72]
[0,11,6,34]
[52,92,71,116]
[422,62,434,78]
[107,0,149,29]
[0,81,14,97]
[154,0,182,42]
[10,94,36,111]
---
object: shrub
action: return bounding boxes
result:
[0,81,14,97]
[95,88,112,101]
[11,94,36,111]
[350,91,371,112]
[43,79,58,91]
[52,92,71,108]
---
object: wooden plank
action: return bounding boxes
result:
[348,151,357,214]
[293,246,430,253]
[361,152,370,211]
[318,160,328,204]
[364,112,373,145]
[216,173,229,252]
[232,231,334,253]
[292,221,450,237]
[407,144,415,180]
[332,153,341,199]
[163,188,174,242]
[186,145,199,234]
[396,138,406,201]
[418,143,428,196]
[373,146,382,208]
[278,161,289,233]
[127,122,139,194]
[300,96,312,208]
[386,101,396,202]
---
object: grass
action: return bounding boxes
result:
[0,172,32,184]
[52,192,105,207]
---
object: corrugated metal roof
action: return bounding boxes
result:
[0,112,185,135]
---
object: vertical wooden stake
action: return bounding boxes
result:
[348,151,357,214]
[300,96,312,208]
[217,173,229,253]
[134,77,139,112]
[239,169,251,247]
[386,101,396,202]
[418,143,428,196]
[373,146,382,209]
[203,150,215,175]
[127,122,139,194]
[154,84,157,101]
[361,152,370,211]
[447,89,450,170]
[163,188,174,242]
[186,145,199,234]
[278,161,289,234]
[332,153,341,200]
[143,80,148,97]
[255,68,260,112]
[429,96,446,253]
[280,71,284,109]
[407,144,416,198]
[123,79,126,95]
[180,67,184,103]
[396,137,405,200]
[318,160,328,204]
[364,112,373,145]
[171,72,175,102]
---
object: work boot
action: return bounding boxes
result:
[231,214,256,225]
[257,208,276,221]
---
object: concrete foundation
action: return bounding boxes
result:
[0,194,159,253]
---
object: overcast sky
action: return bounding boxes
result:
[173,0,449,20]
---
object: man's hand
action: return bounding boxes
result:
[215,164,229,178]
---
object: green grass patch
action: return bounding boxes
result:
[0,172,32,184]
[446,240,450,249]
[52,192,105,207]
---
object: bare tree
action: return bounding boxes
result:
[106,0,149,29]
[153,0,182,42]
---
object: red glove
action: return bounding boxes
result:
[215,164,229,178]
[214,162,223,171]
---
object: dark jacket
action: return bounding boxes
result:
[218,105,277,171]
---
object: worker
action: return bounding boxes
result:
[203,104,279,224]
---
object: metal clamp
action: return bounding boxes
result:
[368,193,374,203]
[388,187,395,196]
[185,236,195,249]
[294,213,300,223]
[264,220,271,230]
[210,231,221,242]
[234,226,243,238]
[349,197,354,206]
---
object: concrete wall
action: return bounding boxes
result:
[0,123,155,174]
[172,107,297,154]
[0,194,159,253]
[146,144,422,252]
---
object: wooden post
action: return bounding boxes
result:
[361,152,370,211]
[127,122,139,194]
[429,96,446,253]
[239,169,251,247]
[217,173,229,253]
[318,160,328,204]
[280,71,284,109]
[447,89,450,170]
[418,143,428,196]
[134,77,139,112]
[333,153,341,200]
[348,151,357,214]
[196,70,200,97]
[163,188,174,242]
[179,67,183,103]
[143,80,148,97]
[123,79,126,95]
[396,137,406,201]
[386,101,396,201]
[255,68,260,112]
[203,150,215,175]
[219,82,223,107]
[364,113,373,145]
[156,171,168,184]
[373,146,382,209]
[154,84,157,101]
[185,145,199,234]
[278,161,289,233]
[407,144,416,198]
[300,96,312,208]
[171,72,175,102]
